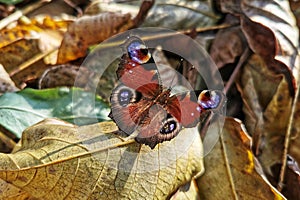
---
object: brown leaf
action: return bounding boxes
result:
[0,118,204,199]
[0,15,68,88]
[241,0,298,69]
[197,117,286,200]
[57,12,134,64]
[288,81,300,166]
[210,25,246,68]
[240,16,296,95]
[290,0,300,29]
[237,54,292,176]
[218,0,298,95]
[38,64,93,89]
[142,0,221,29]
[0,39,47,88]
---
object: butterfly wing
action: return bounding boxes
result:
[167,90,225,128]
[110,36,163,137]
[110,35,225,149]
[135,90,225,148]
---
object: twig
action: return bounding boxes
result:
[223,47,251,94]
[132,0,155,27]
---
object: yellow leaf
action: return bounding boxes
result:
[0,118,204,199]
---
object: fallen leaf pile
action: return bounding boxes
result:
[0,0,300,199]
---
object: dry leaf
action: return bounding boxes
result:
[288,77,300,168]
[217,0,298,94]
[237,54,293,176]
[290,0,300,29]
[0,15,66,53]
[38,64,93,89]
[0,15,69,87]
[241,0,299,71]
[142,0,220,29]
[57,12,134,64]
[0,39,47,88]
[210,25,246,68]
[0,178,32,200]
[240,16,296,95]
[0,118,204,199]
[197,117,286,200]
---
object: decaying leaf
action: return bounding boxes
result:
[0,38,41,73]
[210,25,246,68]
[240,16,296,95]
[0,178,31,200]
[0,15,69,87]
[216,0,298,95]
[0,16,68,50]
[241,0,299,70]
[237,54,293,176]
[57,12,134,64]
[142,0,220,29]
[197,117,286,200]
[38,64,93,89]
[57,0,154,64]
[0,118,204,199]
[288,77,300,168]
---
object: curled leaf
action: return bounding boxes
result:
[57,12,134,64]
[218,0,298,94]
[237,54,293,177]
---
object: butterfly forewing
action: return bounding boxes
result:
[118,56,162,98]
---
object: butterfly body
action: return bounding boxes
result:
[110,36,224,148]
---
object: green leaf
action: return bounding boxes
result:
[0,0,23,5]
[0,87,110,138]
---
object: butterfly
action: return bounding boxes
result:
[109,36,224,149]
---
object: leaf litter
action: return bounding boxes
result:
[0,0,300,199]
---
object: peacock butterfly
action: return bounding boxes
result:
[109,36,224,149]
